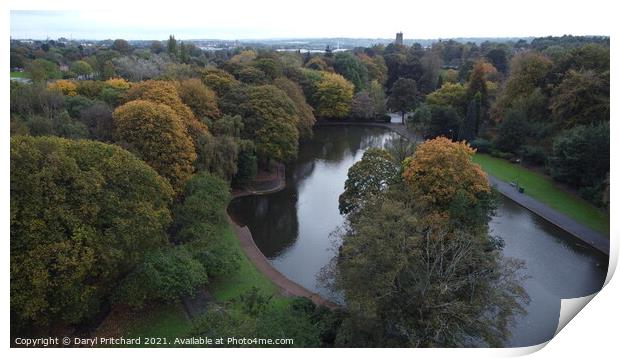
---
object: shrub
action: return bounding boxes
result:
[469,138,493,154]
[490,149,513,160]
[519,145,547,165]
[113,247,208,308]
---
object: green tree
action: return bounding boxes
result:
[548,124,609,189]
[11,136,173,332]
[387,78,418,123]
[113,100,197,191]
[113,246,208,308]
[246,85,300,162]
[338,148,400,215]
[27,59,61,82]
[495,108,529,153]
[334,52,369,91]
[70,60,94,78]
[167,35,178,56]
[368,80,387,118]
[172,172,230,243]
[425,82,468,116]
[426,105,461,140]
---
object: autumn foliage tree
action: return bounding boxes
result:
[314,72,354,119]
[113,100,197,191]
[402,137,492,230]
[177,78,221,121]
[123,80,212,168]
[11,136,173,332]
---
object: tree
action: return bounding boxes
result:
[549,69,609,127]
[495,108,529,152]
[350,91,375,120]
[11,136,173,332]
[548,124,609,189]
[172,172,231,244]
[199,67,240,96]
[113,246,208,308]
[112,39,132,55]
[27,59,61,82]
[167,35,178,56]
[246,85,300,163]
[426,105,461,140]
[460,95,480,142]
[334,52,369,91]
[176,78,221,121]
[496,52,552,113]
[402,137,493,229]
[368,80,387,118]
[78,102,115,142]
[425,83,468,117]
[274,77,316,140]
[113,100,197,191]
[338,148,399,215]
[314,72,354,119]
[48,80,78,96]
[123,80,210,156]
[387,78,418,123]
[485,48,508,74]
[70,60,94,78]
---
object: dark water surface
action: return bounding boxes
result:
[228,126,608,347]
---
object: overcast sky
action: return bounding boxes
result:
[10,1,613,41]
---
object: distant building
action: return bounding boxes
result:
[395,32,403,45]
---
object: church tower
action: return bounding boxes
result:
[395,32,403,45]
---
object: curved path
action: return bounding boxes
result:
[228,165,339,310]
[316,121,609,255]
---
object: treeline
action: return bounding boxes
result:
[403,41,609,207]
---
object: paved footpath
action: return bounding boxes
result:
[229,166,339,309]
[317,121,610,255]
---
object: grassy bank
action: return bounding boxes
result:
[10,71,29,78]
[473,154,609,234]
[95,222,291,344]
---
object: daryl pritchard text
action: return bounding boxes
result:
[14,336,294,347]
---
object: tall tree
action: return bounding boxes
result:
[167,35,178,56]
[387,78,418,123]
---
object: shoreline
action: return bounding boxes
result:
[228,165,339,309]
[315,120,610,255]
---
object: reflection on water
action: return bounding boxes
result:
[227,126,608,348]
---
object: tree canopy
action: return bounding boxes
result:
[11,135,173,332]
[113,100,197,191]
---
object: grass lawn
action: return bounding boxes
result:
[10,71,29,78]
[473,153,609,234]
[97,222,292,344]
